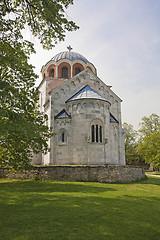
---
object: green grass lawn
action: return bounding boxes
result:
[146,171,160,175]
[0,177,160,240]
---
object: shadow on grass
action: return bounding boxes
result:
[0,179,116,194]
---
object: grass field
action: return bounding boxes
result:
[0,177,160,240]
[146,171,160,175]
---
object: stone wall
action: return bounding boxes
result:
[0,165,145,183]
[39,70,125,166]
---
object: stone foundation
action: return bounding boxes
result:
[0,165,145,183]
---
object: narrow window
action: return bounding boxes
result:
[62,132,65,142]
[75,68,81,75]
[96,125,99,142]
[51,69,54,78]
[91,125,95,142]
[62,67,68,78]
[100,126,102,143]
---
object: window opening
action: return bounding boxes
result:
[91,125,95,142]
[100,126,102,143]
[62,132,65,142]
[75,68,81,75]
[51,69,54,78]
[62,67,68,78]
[96,125,99,142]
[91,121,103,143]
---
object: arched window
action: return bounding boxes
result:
[61,132,65,143]
[51,69,54,78]
[62,67,68,79]
[59,129,67,143]
[91,120,103,143]
[100,126,102,143]
[91,125,95,142]
[96,125,99,142]
[75,68,81,75]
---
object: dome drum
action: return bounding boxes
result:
[41,50,97,80]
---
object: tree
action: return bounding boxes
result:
[1,0,79,50]
[123,122,143,165]
[138,114,160,169]
[0,0,78,169]
[138,131,160,169]
[138,114,160,138]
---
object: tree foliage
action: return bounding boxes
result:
[1,0,79,49]
[123,114,160,169]
[138,114,160,138]
[138,131,160,169]
[0,0,78,169]
[137,114,160,169]
[123,122,143,165]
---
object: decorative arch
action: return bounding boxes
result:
[60,88,65,95]
[54,92,60,99]
[66,85,70,91]
[51,69,55,78]
[70,81,76,88]
[73,63,84,76]
[58,62,71,79]
[75,68,81,75]
[62,67,68,78]
[43,71,46,79]
[110,95,114,104]
[87,66,93,72]
[75,78,81,85]
[47,64,56,78]
[86,63,97,74]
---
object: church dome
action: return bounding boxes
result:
[51,51,89,64]
[42,46,97,80]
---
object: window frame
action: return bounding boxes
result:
[59,129,67,143]
[90,119,103,143]
[62,67,68,79]
[50,69,55,78]
[75,68,81,75]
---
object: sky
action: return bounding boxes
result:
[27,0,160,130]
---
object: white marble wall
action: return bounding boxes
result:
[43,70,126,166]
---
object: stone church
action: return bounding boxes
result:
[33,46,125,166]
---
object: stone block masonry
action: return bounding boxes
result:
[0,165,145,183]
